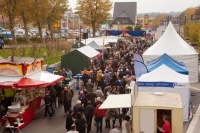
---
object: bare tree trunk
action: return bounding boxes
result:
[21,11,30,43]
[47,17,53,39]
[37,19,43,41]
[92,22,96,38]
[8,10,17,45]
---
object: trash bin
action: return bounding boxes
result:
[74,74,83,90]
[47,66,55,73]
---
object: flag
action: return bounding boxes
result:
[134,53,144,63]
[102,37,105,60]
[134,61,148,81]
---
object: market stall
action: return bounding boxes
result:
[0,58,64,129]
[133,92,183,133]
[137,64,190,121]
[61,45,99,74]
[143,22,199,83]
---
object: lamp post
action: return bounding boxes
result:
[79,18,82,41]
[117,21,120,30]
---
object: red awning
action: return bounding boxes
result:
[0,71,64,88]
[15,78,48,88]
[0,81,17,88]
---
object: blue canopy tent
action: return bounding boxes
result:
[147,53,188,75]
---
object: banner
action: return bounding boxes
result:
[25,60,42,76]
[107,30,122,36]
[127,31,146,37]
[134,61,148,80]
[138,82,175,87]
[0,63,23,76]
[144,15,149,28]
[134,53,144,63]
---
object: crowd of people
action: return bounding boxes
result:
[43,37,170,133]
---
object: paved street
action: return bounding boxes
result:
[20,85,113,133]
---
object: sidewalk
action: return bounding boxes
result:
[185,83,200,133]
[186,104,200,133]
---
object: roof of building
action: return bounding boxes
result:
[113,2,137,23]
[112,11,135,24]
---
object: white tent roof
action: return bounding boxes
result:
[138,64,189,83]
[0,76,22,83]
[77,45,99,58]
[99,94,131,109]
[143,22,198,55]
[88,41,102,50]
[82,37,118,46]
[27,71,63,83]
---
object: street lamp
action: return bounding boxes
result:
[79,18,82,41]
[117,21,120,30]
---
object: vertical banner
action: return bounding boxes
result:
[134,61,148,81]
[144,15,149,28]
[102,37,105,60]
[134,53,144,63]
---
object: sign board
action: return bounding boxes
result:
[144,15,149,28]
[0,64,23,76]
[25,60,42,76]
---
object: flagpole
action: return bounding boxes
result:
[102,38,104,60]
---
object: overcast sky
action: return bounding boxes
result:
[68,0,200,14]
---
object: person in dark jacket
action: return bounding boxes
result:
[82,70,89,86]
[44,91,52,118]
[66,110,74,131]
[54,82,63,106]
[73,100,84,118]
[75,112,87,133]
[62,86,73,115]
[85,101,94,133]
[49,86,57,116]
[86,92,97,107]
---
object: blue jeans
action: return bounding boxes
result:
[51,102,56,115]
[96,117,103,132]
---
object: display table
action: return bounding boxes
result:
[19,108,35,129]
[6,123,24,133]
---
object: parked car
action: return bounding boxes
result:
[0,39,4,49]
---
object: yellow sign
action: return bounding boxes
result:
[144,15,149,28]
[53,21,61,28]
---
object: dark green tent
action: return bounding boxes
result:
[61,46,99,74]
[72,42,85,48]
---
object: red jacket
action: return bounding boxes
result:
[95,104,106,117]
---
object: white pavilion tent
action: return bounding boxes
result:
[143,22,199,83]
[137,65,190,121]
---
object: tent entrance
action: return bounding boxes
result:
[157,109,171,133]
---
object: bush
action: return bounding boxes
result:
[16,37,27,44]
[125,26,133,31]
[3,38,12,45]
[30,37,42,43]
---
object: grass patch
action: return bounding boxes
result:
[0,40,72,65]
